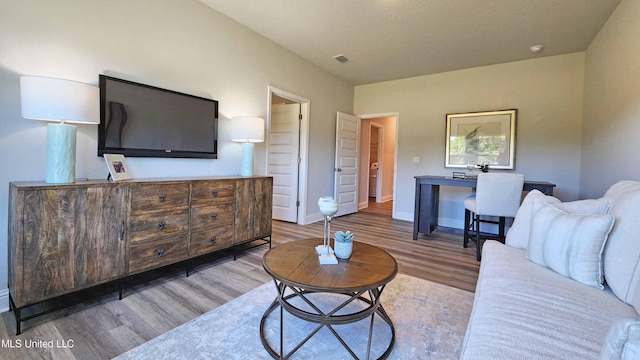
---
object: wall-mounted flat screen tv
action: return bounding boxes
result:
[98,75,218,159]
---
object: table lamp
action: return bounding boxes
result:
[231,116,264,177]
[20,76,99,184]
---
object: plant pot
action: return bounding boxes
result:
[334,241,353,259]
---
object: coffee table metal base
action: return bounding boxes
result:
[259,279,395,360]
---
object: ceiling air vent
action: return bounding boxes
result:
[332,54,350,63]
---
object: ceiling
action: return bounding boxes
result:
[200,0,621,86]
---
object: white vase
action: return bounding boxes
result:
[334,241,352,259]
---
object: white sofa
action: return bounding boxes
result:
[460,181,640,359]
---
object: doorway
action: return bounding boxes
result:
[368,123,383,203]
[357,114,398,217]
[267,86,310,224]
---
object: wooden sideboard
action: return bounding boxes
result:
[8,176,272,334]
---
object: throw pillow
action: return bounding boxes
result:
[506,193,611,250]
[526,199,615,289]
[505,189,560,249]
[600,318,640,360]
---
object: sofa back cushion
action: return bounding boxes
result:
[603,181,640,312]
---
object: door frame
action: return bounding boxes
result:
[266,86,310,224]
[358,112,399,218]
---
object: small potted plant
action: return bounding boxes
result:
[477,163,490,173]
[334,230,354,259]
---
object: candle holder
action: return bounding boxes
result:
[316,196,339,264]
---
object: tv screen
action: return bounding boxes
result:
[98,75,218,159]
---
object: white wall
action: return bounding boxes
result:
[0,0,353,310]
[581,0,640,198]
[354,53,586,225]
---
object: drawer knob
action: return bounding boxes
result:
[211,190,218,198]
[157,221,166,230]
[211,214,217,221]
[159,194,166,202]
[210,237,217,244]
[156,248,165,257]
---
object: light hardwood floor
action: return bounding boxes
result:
[359,199,393,216]
[0,212,479,360]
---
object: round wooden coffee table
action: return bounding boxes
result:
[260,238,398,359]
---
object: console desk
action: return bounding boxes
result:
[413,175,555,239]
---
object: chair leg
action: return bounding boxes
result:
[475,214,482,261]
[463,209,471,248]
[498,217,506,243]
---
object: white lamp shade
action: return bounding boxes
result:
[231,116,264,143]
[20,76,99,124]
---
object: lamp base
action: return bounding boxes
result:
[240,142,254,177]
[45,123,76,184]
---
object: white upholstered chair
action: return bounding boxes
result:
[463,173,524,261]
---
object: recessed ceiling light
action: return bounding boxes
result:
[332,54,350,63]
[530,45,543,54]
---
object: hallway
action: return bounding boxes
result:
[359,199,392,217]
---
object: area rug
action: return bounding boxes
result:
[114,274,474,359]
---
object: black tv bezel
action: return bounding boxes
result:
[98,75,218,159]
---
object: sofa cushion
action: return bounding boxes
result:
[603,181,640,313]
[506,191,610,250]
[505,189,560,249]
[461,241,639,360]
[526,200,615,289]
[600,318,640,360]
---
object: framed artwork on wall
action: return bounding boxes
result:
[103,153,132,181]
[445,109,517,169]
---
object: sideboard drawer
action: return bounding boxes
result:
[189,226,234,257]
[190,203,234,231]
[129,236,188,273]
[130,183,189,213]
[129,208,189,243]
[191,180,236,206]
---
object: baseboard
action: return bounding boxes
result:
[438,217,464,230]
[439,216,503,233]
[358,201,369,210]
[0,288,9,313]
[391,213,467,230]
[381,195,393,203]
[393,211,413,222]
[305,212,324,224]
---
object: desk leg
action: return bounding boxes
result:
[414,184,440,239]
[427,185,440,233]
[413,181,421,239]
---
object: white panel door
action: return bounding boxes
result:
[334,112,360,217]
[268,103,300,222]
